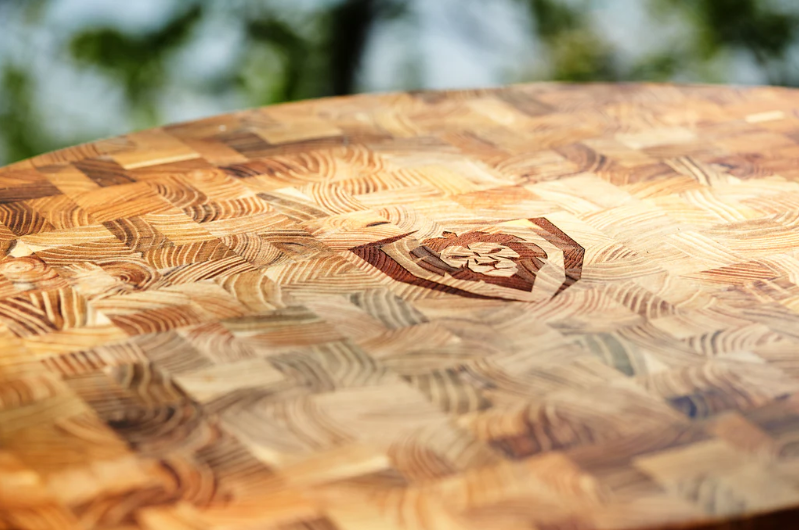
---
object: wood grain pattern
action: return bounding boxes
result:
[2,83,799,529]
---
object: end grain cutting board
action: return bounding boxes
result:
[2,83,799,530]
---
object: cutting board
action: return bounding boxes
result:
[2,83,799,530]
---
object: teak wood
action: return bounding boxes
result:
[2,83,799,530]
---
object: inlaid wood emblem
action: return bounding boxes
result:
[352,217,584,302]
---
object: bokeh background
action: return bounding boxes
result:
[1,0,798,166]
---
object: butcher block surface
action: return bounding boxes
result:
[2,83,799,529]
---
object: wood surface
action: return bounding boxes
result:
[2,83,799,530]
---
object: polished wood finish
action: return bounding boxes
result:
[2,83,799,530]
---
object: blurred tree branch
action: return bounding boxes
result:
[325,0,408,95]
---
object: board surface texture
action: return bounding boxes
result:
[3,83,799,530]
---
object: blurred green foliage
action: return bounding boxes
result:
[523,0,619,81]
[0,65,46,164]
[70,5,203,125]
[0,0,798,164]
[657,0,799,85]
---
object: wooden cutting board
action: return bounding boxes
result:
[2,83,799,530]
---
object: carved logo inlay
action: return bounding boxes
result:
[352,217,585,302]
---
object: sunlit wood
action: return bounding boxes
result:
[2,83,799,529]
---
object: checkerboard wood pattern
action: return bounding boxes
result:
[3,83,799,529]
